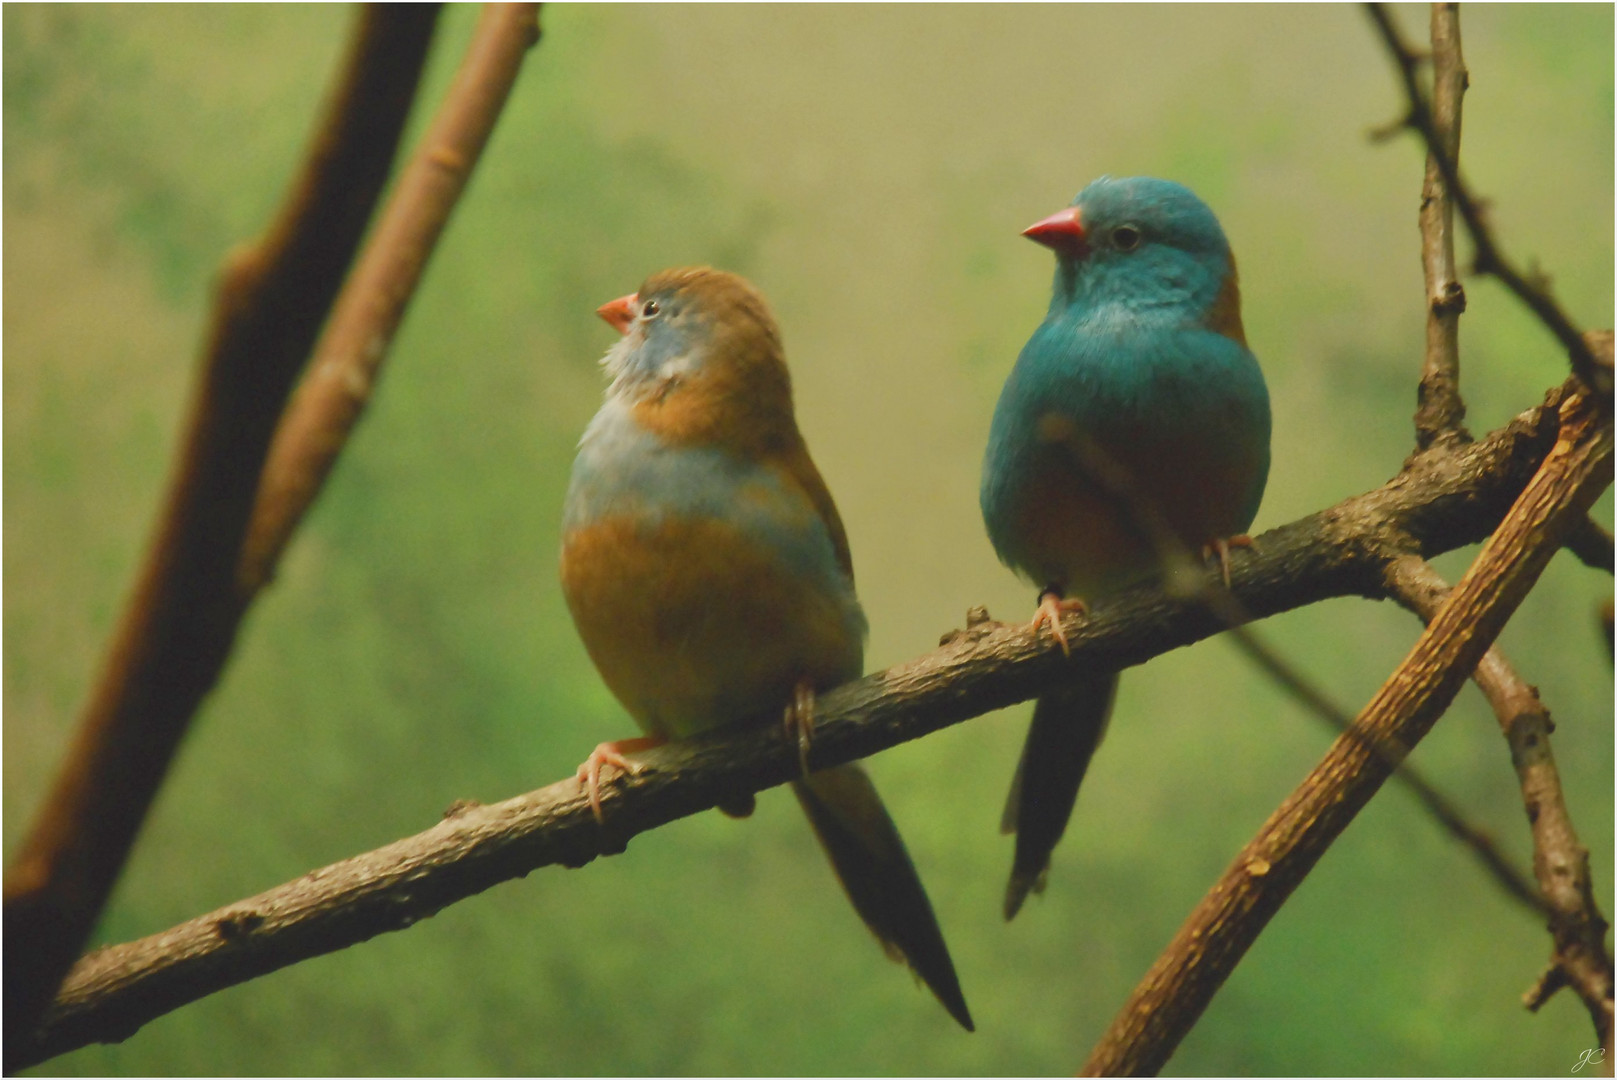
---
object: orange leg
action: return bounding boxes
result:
[1201,534,1254,588]
[576,735,665,823]
[1030,588,1089,656]
[783,679,816,776]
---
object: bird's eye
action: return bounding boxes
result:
[1112,225,1142,251]
[641,299,661,319]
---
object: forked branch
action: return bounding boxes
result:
[2,6,441,1053]
[1387,557,1614,1050]
[1079,389,1612,1076]
[1366,3,1610,400]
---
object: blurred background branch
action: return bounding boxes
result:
[239,3,542,594]
[2,5,442,1054]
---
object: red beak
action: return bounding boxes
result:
[1022,205,1087,257]
[597,292,638,334]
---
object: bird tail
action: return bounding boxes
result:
[792,764,974,1032]
[1000,669,1118,920]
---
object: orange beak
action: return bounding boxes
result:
[597,292,638,335]
[1022,205,1087,258]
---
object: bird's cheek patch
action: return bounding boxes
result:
[1035,411,1079,445]
[1204,267,1248,346]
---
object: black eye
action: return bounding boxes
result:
[1112,225,1141,251]
[641,299,661,318]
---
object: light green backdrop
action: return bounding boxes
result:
[6,4,1612,1075]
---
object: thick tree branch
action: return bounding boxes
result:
[1366,3,1611,400]
[1223,625,1544,915]
[1386,556,1614,1050]
[11,381,1594,1069]
[1082,387,1613,1075]
[238,3,544,593]
[2,7,441,1055]
[1079,388,1612,1076]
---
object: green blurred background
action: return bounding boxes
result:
[5,4,1612,1074]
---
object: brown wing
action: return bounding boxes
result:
[776,440,855,586]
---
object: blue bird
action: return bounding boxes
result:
[561,267,973,1030]
[980,177,1271,919]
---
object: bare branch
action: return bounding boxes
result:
[1079,388,1612,1077]
[1386,556,1614,1051]
[2,7,441,1053]
[1224,626,1544,915]
[1365,3,1611,400]
[11,381,1595,1069]
[238,3,544,594]
[1413,1,1470,448]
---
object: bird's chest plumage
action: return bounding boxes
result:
[981,313,1270,597]
[560,402,865,738]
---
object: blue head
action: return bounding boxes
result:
[1025,177,1243,339]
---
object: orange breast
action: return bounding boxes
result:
[1011,420,1264,598]
[560,514,863,740]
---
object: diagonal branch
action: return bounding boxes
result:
[1386,556,1614,1051]
[1,6,441,1054]
[238,3,544,594]
[11,380,1595,1069]
[1366,3,1611,400]
[1223,625,1544,915]
[1078,387,1612,1077]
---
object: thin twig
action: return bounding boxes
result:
[1365,3,1611,400]
[1412,1,1470,449]
[1080,388,1613,1076]
[1223,625,1544,915]
[1,7,441,1056]
[238,3,544,593]
[13,382,1592,1069]
[1386,556,1614,1051]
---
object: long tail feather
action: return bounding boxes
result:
[1001,669,1118,920]
[793,764,974,1031]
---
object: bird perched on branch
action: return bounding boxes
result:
[980,177,1272,919]
[560,266,973,1030]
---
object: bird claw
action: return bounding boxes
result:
[1031,589,1088,656]
[576,736,664,823]
[784,680,817,775]
[1201,534,1254,588]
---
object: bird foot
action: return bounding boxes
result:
[783,679,816,775]
[576,736,665,823]
[1031,589,1088,656]
[1201,534,1254,588]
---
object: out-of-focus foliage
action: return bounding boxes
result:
[4,4,1611,1075]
